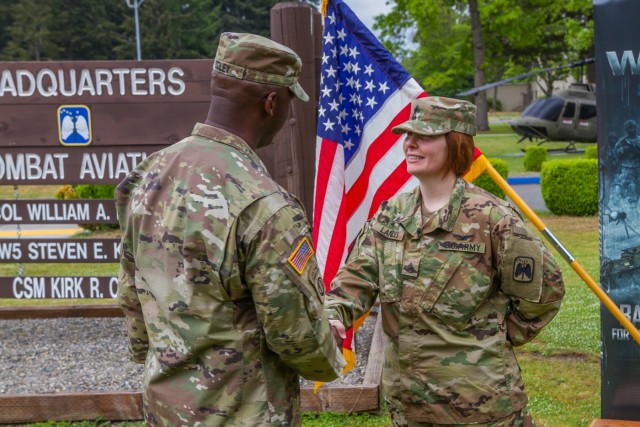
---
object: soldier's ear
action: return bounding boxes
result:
[263,91,279,117]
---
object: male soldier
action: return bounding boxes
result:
[116,33,345,426]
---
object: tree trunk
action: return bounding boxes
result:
[468,0,489,131]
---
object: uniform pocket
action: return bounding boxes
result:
[379,239,403,338]
[418,253,492,330]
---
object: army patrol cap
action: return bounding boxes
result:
[392,96,477,136]
[213,32,309,102]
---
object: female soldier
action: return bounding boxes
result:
[325,96,564,427]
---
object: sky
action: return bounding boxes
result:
[338,0,393,36]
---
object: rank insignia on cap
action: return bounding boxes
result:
[288,237,314,275]
[513,256,534,282]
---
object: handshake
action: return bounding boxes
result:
[329,318,346,348]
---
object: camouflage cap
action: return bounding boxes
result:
[213,32,309,102]
[392,96,477,136]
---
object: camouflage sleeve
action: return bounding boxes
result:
[493,211,565,346]
[115,184,149,364]
[325,222,380,329]
[241,200,345,382]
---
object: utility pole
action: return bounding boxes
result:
[126,0,145,61]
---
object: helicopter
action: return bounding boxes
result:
[456,58,596,152]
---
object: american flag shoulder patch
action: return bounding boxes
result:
[288,237,315,275]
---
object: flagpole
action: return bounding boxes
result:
[483,162,640,345]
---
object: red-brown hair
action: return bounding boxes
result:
[444,131,475,177]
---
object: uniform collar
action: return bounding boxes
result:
[397,177,467,236]
[191,122,266,168]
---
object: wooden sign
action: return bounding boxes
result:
[0,238,120,263]
[0,145,166,185]
[0,276,117,299]
[0,199,117,224]
[0,60,211,148]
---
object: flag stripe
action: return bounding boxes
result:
[314,0,425,373]
[344,102,412,216]
[312,137,338,249]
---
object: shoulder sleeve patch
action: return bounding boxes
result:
[502,237,543,302]
[288,237,314,275]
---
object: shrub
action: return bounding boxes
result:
[487,98,503,112]
[584,145,598,159]
[540,159,598,216]
[54,184,77,200]
[523,146,547,171]
[75,184,116,199]
[54,184,118,231]
[472,158,508,199]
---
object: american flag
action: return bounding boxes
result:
[312,0,489,377]
[312,0,425,373]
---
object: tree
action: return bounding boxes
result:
[375,0,595,128]
[2,0,60,60]
[0,0,18,56]
[118,0,220,60]
[50,0,129,60]
[376,0,490,130]
[469,0,487,130]
[0,0,321,61]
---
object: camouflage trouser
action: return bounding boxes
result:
[388,403,534,427]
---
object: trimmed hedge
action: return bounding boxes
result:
[540,159,598,216]
[584,145,598,159]
[472,158,508,199]
[523,146,547,171]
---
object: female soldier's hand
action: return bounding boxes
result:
[328,319,346,348]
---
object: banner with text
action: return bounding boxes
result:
[595,0,640,420]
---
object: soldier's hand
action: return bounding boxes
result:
[329,319,346,348]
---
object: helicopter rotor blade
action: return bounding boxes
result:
[455,58,595,97]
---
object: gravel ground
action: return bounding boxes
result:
[0,313,377,394]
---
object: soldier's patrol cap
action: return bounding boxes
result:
[392,96,477,136]
[213,32,309,102]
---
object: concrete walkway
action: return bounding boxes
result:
[507,176,547,212]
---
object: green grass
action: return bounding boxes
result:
[0,185,60,199]
[521,354,600,427]
[303,412,391,426]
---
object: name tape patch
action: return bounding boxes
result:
[288,237,314,275]
[437,240,485,253]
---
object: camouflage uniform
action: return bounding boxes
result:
[325,178,564,425]
[116,33,344,427]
